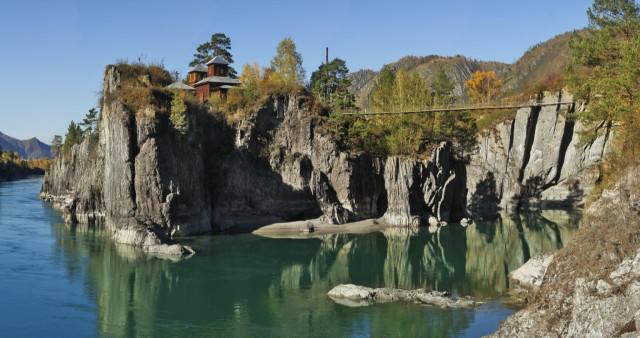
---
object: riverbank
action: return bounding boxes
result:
[491,165,640,337]
[0,163,43,181]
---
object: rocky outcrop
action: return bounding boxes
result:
[42,67,468,252]
[41,67,607,253]
[327,284,484,308]
[383,144,465,226]
[466,92,610,216]
[211,93,462,230]
[42,66,209,254]
[509,253,554,291]
[491,166,640,337]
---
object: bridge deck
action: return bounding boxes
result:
[342,101,574,116]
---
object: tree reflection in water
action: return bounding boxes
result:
[53,211,579,337]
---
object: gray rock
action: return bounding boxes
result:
[327,284,375,300]
[596,279,614,297]
[509,253,554,290]
[327,284,484,308]
[466,92,610,216]
[382,142,465,227]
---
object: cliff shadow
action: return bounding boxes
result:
[209,148,324,233]
[512,176,584,210]
[468,171,501,220]
[200,105,325,233]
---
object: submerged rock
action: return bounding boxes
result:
[327,284,484,308]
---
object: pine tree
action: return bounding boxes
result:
[566,0,640,150]
[51,135,63,156]
[430,67,455,107]
[190,33,236,77]
[62,121,83,154]
[79,108,99,136]
[309,58,354,110]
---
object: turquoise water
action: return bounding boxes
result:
[0,178,580,337]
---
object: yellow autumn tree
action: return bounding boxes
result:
[239,62,261,100]
[465,70,503,104]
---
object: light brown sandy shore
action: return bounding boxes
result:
[252,218,394,239]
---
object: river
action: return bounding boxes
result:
[0,177,580,337]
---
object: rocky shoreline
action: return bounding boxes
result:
[491,167,640,337]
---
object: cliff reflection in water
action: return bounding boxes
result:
[271,210,579,297]
[52,211,578,336]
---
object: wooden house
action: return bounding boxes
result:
[187,64,208,86]
[189,56,240,102]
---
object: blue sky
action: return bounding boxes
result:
[0,0,591,143]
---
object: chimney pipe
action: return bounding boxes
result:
[326,47,329,65]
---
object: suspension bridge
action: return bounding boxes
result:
[341,101,574,116]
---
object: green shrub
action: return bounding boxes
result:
[170,93,188,134]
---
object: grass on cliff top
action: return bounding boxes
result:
[472,108,518,133]
[103,61,174,115]
[208,83,311,125]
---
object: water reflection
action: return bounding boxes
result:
[51,211,578,336]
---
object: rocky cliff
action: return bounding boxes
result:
[41,67,608,253]
[491,165,640,337]
[466,92,610,216]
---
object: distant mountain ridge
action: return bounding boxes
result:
[348,31,575,109]
[0,131,53,159]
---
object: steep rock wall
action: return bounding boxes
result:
[466,92,610,216]
[42,67,212,254]
[212,94,463,229]
[41,67,608,253]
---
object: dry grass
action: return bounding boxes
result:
[104,62,173,114]
[473,108,518,133]
[533,163,640,318]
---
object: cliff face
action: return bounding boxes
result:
[466,92,610,216]
[42,67,211,254]
[210,94,464,229]
[41,67,608,253]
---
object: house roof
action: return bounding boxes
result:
[195,76,241,86]
[166,82,195,90]
[205,56,230,65]
[188,64,207,73]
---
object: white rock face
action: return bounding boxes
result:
[466,92,610,215]
[509,253,555,290]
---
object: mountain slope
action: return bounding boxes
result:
[349,31,576,108]
[0,131,53,159]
